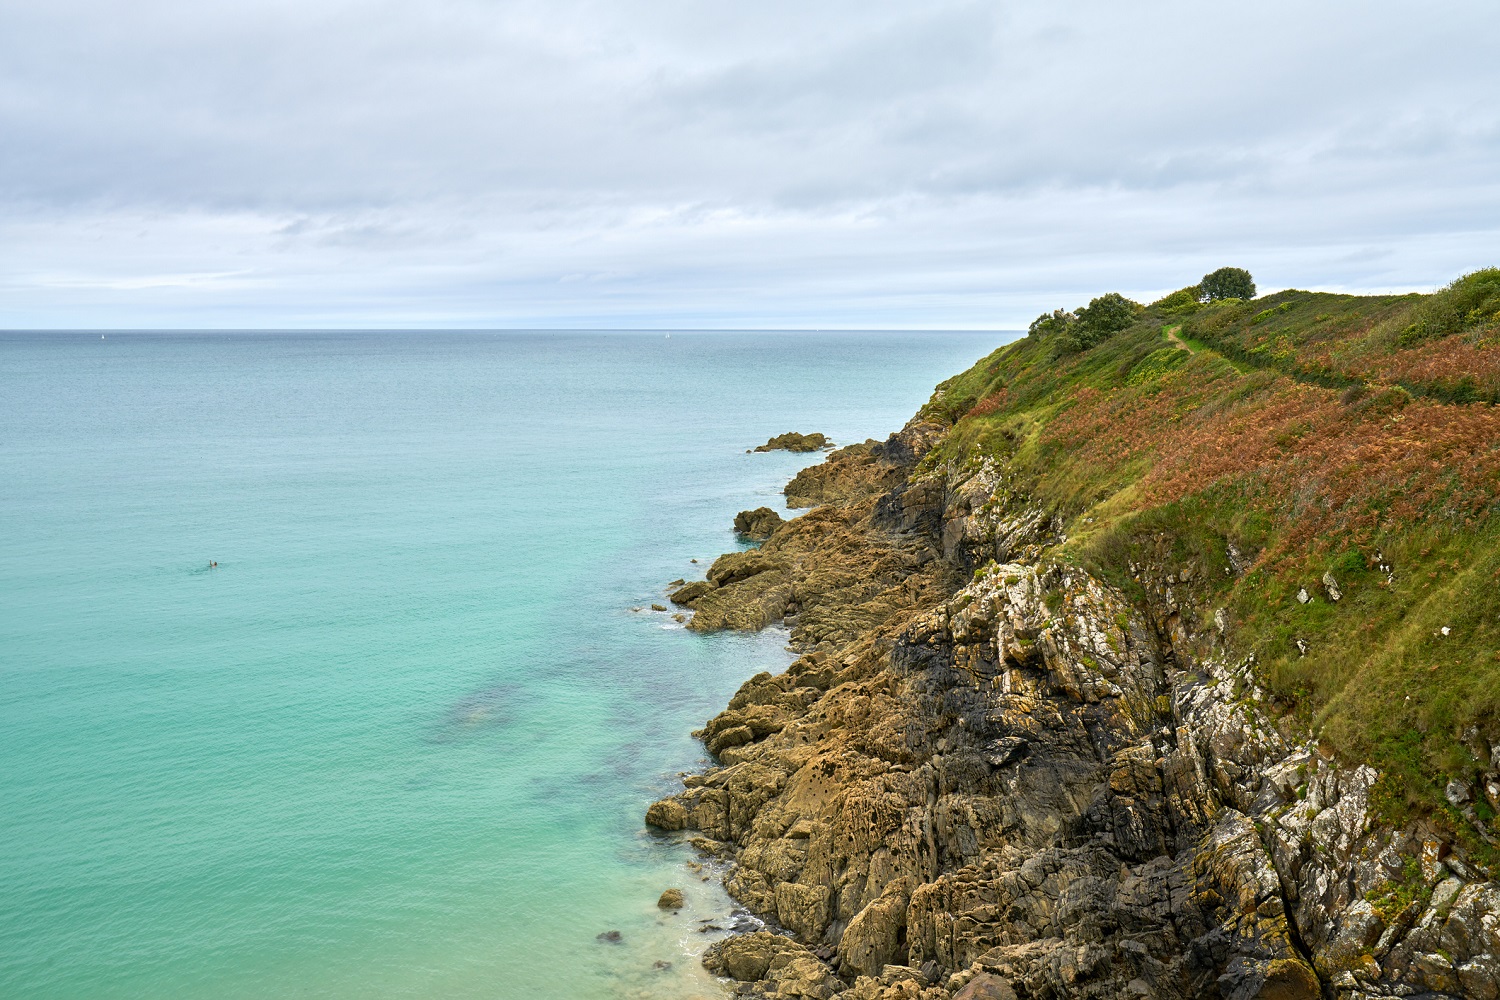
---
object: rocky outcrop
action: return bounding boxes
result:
[783,426,943,509]
[737,507,787,541]
[681,426,955,637]
[757,432,832,453]
[651,413,1500,1000]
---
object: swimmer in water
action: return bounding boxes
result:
[209,561,218,569]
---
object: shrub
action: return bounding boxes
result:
[1151,286,1202,313]
[1200,267,1256,302]
[1060,293,1143,353]
[1400,267,1500,346]
[1028,308,1076,339]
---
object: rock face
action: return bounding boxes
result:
[650,413,1500,999]
[756,432,832,453]
[736,507,787,541]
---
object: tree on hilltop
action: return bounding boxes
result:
[1199,267,1256,301]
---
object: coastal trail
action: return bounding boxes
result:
[1163,324,1193,352]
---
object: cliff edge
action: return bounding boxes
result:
[651,270,1500,1000]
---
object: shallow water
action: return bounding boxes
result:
[0,330,1001,999]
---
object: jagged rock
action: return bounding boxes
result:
[708,724,755,757]
[736,507,787,540]
[687,570,792,632]
[840,881,914,979]
[756,432,831,453]
[707,549,786,587]
[705,931,845,997]
[776,881,833,941]
[650,410,1499,1000]
[705,931,798,980]
[658,888,685,909]
[952,974,1016,1000]
[644,798,688,831]
[670,580,715,606]
[782,430,942,508]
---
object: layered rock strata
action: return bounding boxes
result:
[648,421,1500,1000]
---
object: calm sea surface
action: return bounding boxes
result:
[0,331,1001,999]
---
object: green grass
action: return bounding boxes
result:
[920,270,1500,859]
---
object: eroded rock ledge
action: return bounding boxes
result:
[650,420,1500,1000]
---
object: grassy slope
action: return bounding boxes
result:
[921,270,1500,855]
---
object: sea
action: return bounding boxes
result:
[0,330,1001,1000]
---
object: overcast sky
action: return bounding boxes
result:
[1,0,1496,328]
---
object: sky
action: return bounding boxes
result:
[1,0,1496,329]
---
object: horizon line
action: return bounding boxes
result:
[2,326,1024,334]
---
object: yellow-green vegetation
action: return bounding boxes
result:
[1365,855,1432,923]
[922,269,1500,850]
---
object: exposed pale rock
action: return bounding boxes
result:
[1322,570,1342,601]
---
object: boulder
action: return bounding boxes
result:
[658,888,685,909]
[704,931,805,981]
[953,975,1017,1000]
[735,506,786,541]
[645,799,689,831]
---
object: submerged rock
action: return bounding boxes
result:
[596,930,622,944]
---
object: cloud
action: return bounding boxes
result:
[0,0,1496,327]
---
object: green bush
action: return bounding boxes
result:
[1028,308,1076,339]
[1061,293,1143,353]
[1151,286,1202,313]
[1199,267,1256,301]
[1399,268,1500,346]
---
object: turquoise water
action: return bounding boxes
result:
[0,331,1000,1000]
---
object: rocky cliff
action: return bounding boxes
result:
[649,404,1500,999]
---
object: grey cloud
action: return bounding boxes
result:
[0,0,1496,327]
